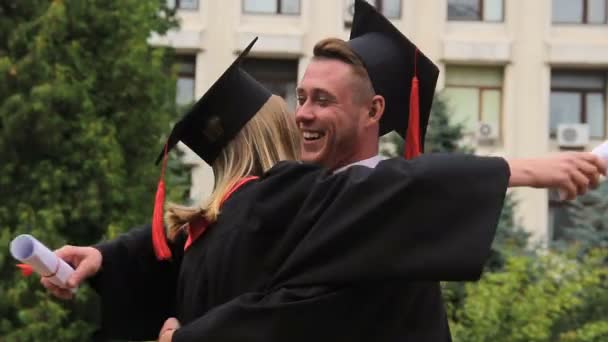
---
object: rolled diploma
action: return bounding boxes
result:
[558,141,608,200]
[592,141,608,166]
[10,234,76,291]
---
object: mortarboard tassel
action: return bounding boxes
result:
[405,48,421,160]
[152,143,172,260]
[17,263,33,276]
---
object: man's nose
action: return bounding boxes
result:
[295,101,315,124]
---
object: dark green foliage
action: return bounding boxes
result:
[0,1,179,340]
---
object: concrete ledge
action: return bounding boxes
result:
[236,32,304,57]
[149,29,204,51]
[548,42,608,66]
[442,39,511,64]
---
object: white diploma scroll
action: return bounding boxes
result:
[592,141,608,168]
[10,234,76,291]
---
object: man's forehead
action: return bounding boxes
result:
[299,59,354,91]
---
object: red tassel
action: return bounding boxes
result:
[405,49,421,160]
[152,144,172,260]
[17,264,33,277]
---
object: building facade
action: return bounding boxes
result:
[156,0,608,243]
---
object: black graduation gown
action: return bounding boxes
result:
[89,224,186,341]
[91,153,510,341]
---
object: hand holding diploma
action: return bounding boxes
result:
[554,141,608,200]
[10,234,76,289]
[10,234,102,300]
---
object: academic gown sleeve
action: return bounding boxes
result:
[171,153,510,342]
[88,224,186,341]
[271,153,510,286]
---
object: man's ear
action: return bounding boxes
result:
[368,95,385,124]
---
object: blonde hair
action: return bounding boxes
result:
[165,95,300,238]
[313,37,375,103]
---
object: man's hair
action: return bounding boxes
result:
[165,95,300,237]
[313,38,375,102]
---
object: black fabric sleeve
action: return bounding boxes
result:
[267,154,510,287]
[88,224,185,341]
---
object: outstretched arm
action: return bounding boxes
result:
[507,152,604,199]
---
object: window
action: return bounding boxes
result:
[241,58,299,110]
[442,66,503,136]
[552,0,608,24]
[447,0,504,22]
[167,0,198,10]
[176,56,196,106]
[345,0,402,25]
[243,0,300,15]
[550,71,607,138]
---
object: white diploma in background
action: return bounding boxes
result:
[10,234,76,291]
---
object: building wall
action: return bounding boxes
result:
[156,0,608,242]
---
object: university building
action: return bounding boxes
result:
[156,0,608,243]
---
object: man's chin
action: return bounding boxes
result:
[300,150,326,164]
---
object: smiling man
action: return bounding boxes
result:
[295,1,439,172]
[296,40,383,171]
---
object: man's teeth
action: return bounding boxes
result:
[303,131,322,140]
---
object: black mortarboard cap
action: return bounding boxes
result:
[156,37,272,165]
[348,0,439,156]
[151,37,271,261]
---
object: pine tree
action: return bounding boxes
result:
[556,181,608,255]
[0,1,179,340]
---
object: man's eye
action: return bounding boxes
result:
[317,98,329,106]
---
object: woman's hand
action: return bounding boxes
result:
[158,317,180,342]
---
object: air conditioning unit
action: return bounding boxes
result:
[476,121,499,142]
[557,123,589,148]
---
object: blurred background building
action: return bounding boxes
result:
[154,0,608,243]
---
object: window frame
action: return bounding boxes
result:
[171,0,199,11]
[175,55,197,106]
[549,70,607,138]
[548,195,575,241]
[376,0,403,19]
[447,0,505,22]
[344,0,402,28]
[552,0,608,25]
[443,79,504,139]
[242,0,301,15]
[241,57,299,109]
[177,56,196,78]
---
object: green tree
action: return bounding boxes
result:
[449,248,608,342]
[555,180,608,254]
[0,1,179,340]
[549,181,608,342]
